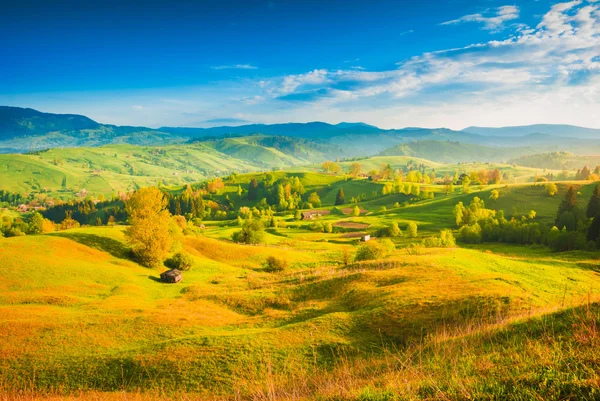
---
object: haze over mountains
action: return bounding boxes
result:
[2,106,600,159]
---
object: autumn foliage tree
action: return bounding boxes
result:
[125,187,172,267]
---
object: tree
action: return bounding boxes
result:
[407,222,418,238]
[125,187,173,267]
[387,222,402,237]
[490,169,502,184]
[232,218,265,244]
[489,189,499,201]
[556,185,577,223]
[546,183,558,197]
[462,176,471,194]
[335,188,345,205]
[307,192,321,208]
[587,184,600,219]
[27,212,44,234]
[248,178,259,201]
[349,162,362,178]
[557,211,576,231]
[351,205,361,217]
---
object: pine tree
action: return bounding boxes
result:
[556,185,577,223]
[335,188,345,205]
[248,178,259,201]
[586,184,600,219]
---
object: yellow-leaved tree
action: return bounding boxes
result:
[125,187,172,267]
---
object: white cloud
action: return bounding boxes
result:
[441,5,520,32]
[211,64,258,70]
[253,0,600,128]
[132,105,143,110]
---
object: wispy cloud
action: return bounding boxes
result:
[441,5,520,32]
[132,105,143,110]
[211,64,258,70]
[248,0,600,128]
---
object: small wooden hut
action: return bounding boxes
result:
[160,268,183,284]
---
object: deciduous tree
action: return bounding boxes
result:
[125,187,172,267]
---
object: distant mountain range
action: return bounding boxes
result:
[2,106,600,157]
[462,124,600,139]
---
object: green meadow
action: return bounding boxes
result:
[1,165,600,399]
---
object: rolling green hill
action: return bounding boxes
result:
[508,151,600,170]
[378,140,535,163]
[0,136,344,196]
[2,206,600,398]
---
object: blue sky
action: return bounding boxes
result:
[1,0,599,129]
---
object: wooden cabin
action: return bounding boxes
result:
[160,268,183,284]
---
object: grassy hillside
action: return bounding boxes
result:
[509,151,600,170]
[0,137,343,197]
[378,140,533,164]
[1,217,600,398]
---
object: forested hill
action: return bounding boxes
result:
[0,106,185,152]
[3,106,600,156]
[377,140,535,164]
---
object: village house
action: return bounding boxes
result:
[301,210,331,220]
[160,269,182,284]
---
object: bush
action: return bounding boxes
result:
[264,256,288,272]
[165,252,194,271]
[386,222,402,237]
[458,223,482,243]
[330,206,345,215]
[355,239,394,262]
[423,229,456,248]
[406,222,418,238]
[406,243,421,255]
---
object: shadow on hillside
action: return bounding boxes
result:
[54,232,131,259]
[147,275,162,283]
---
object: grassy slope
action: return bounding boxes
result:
[378,140,533,163]
[0,141,318,197]
[1,214,600,397]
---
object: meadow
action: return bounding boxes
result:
[1,167,600,399]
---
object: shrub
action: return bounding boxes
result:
[264,256,288,272]
[406,243,421,255]
[355,239,394,262]
[386,222,402,237]
[423,229,456,248]
[165,252,194,271]
[546,183,558,197]
[458,223,482,243]
[406,222,418,238]
[330,206,345,215]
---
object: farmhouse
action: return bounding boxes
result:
[301,210,331,220]
[360,234,371,242]
[160,269,182,284]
